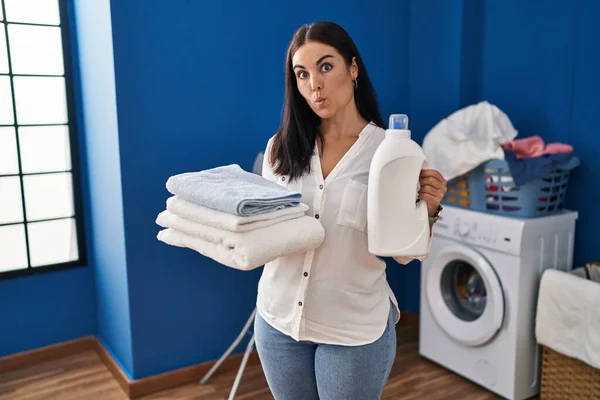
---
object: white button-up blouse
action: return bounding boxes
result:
[256,122,431,346]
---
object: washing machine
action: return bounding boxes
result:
[419,205,578,400]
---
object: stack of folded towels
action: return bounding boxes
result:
[156,164,325,271]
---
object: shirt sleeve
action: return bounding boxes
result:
[261,136,277,183]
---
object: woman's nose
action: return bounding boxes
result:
[310,76,322,92]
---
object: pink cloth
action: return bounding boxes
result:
[501,135,573,159]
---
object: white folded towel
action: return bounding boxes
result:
[166,196,309,232]
[535,269,600,369]
[156,212,325,270]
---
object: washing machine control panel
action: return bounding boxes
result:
[453,219,498,244]
[434,209,524,255]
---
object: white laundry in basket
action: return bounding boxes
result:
[422,101,518,181]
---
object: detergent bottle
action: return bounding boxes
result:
[367,114,430,256]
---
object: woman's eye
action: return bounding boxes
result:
[321,63,333,72]
[297,71,308,79]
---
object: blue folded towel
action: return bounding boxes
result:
[166,164,301,216]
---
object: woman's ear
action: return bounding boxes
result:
[351,56,359,79]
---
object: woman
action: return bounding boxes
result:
[255,21,447,399]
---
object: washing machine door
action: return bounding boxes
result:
[426,244,504,346]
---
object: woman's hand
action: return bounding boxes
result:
[418,169,447,216]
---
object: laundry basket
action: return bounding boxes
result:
[536,267,600,399]
[443,158,578,217]
[541,346,600,399]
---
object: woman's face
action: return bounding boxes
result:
[292,41,357,119]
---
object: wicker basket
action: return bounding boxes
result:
[541,346,600,399]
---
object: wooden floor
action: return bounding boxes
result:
[0,326,534,399]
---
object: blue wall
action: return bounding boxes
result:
[71,0,134,376]
[108,0,411,379]
[562,0,599,270]
[0,268,95,357]
[403,0,600,315]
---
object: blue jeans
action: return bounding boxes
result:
[254,302,397,400]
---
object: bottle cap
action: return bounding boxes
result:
[389,114,409,130]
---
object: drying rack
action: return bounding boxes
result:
[199,307,257,400]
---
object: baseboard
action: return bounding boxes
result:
[94,339,258,398]
[94,339,131,397]
[0,336,97,375]
[128,351,260,398]
[0,312,419,398]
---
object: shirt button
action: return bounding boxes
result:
[298,301,303,306]
[315,214,320,219]
[281,177,286,182]
[303,272,308,277]
[319,184,323,190]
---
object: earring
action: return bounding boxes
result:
[353,79,358,89]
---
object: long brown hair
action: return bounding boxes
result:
[269,21,384,181]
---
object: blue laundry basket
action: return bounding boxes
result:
[443,158,579,217]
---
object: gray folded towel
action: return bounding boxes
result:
[166,164,301,217]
